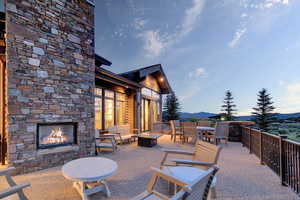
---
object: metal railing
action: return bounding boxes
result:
[241,126,300,195]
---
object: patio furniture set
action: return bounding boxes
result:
[0,121,224,200]
[170,120,230,145]
[95,124,163,153]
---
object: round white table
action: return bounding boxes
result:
[62,157,118,200]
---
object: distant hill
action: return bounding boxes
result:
[180,112,218,119]
[180,112,300,121]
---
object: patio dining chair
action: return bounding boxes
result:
[204,122,229,145]
[0,167,31,200]
[170,120,183,142]
[182,122,197,143]
[132,167,218,200]
[196,120,211,127]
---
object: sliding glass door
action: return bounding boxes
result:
[141,98,151,132]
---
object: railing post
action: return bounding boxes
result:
[249,128,252,154]
[259,130,264,165]
[279,135,288,186]
[241,126,245,147]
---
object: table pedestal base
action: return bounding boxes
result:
[73,180,111,200]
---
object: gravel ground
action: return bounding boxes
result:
[0,135,298,200]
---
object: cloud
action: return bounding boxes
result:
[229,28,247,48]
[139,0,205,57]
[181,0,205,36]
[228,0,290,48]
[280,82,300,113]
[138,30,164,57]
[180,87,201,101]
[188,67,207,78]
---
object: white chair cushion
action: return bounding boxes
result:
[163,166,216,187]
[96,143,114,148]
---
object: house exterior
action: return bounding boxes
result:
[0,0,172,174]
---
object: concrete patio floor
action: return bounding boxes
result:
[0,135,298,200]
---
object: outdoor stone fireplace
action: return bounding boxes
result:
[5,0,96,174]
[37,123,77,149]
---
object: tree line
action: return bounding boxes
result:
[163,88,276,131]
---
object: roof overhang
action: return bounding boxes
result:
[120,64,172,94]
[95,67,142,89]
[95,54,112,67]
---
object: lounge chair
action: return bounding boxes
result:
[160,141,222,198]
[132,167,218,200]
[0,167,31,200]
[170,120,184,142]
[95,129,118,153]
[108,125,135,144]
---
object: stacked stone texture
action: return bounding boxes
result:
[6,0,95,174]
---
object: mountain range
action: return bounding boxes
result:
[180,112,300,121]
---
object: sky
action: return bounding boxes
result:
[2,1,300,115]
[94,0,300,115]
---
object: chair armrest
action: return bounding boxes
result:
[0,167,15,176]
[96,136,115,140]
[161,149,194,155]
[0,182,31,199]
[150,167,191,191]
[172,159,215,166]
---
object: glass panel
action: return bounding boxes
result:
[141,100,144,131]
[116,93,126,101]
[105,98,114,129]
[95,97,102,129]
[141,88,152,97]
[145,100,150,131]
[153,102,158,122]
[116,101,126,125]
[105,90,114,98]
[94,88,102,96]
[152,91,160,100]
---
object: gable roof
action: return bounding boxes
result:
[119,64,172,94]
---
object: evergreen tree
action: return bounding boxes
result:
[252,88,276,131]
[221,90,237,121]
[163,93,181,121]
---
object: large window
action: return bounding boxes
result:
[94,88,102,129]
[116,93,126,125]
[95,88,129,129]
[105,90,114,129]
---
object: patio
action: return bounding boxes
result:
[0,135,298,200]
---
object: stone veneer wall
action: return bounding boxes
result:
[6,0,95,174]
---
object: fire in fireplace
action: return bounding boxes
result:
[37,122,77,149]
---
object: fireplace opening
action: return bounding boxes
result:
[37,122,77,149]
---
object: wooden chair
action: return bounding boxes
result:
[160,141,222,170]
[0,167,31,200]
[204,123,229,145]
[160,141,222,198]
[182,122,197,143]
[132,167,218,200]
[95,129,118,153]
[170,120,183,142]
[197,121,211,127]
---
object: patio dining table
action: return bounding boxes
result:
[196,126,216,141]
[62,157,118,200]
